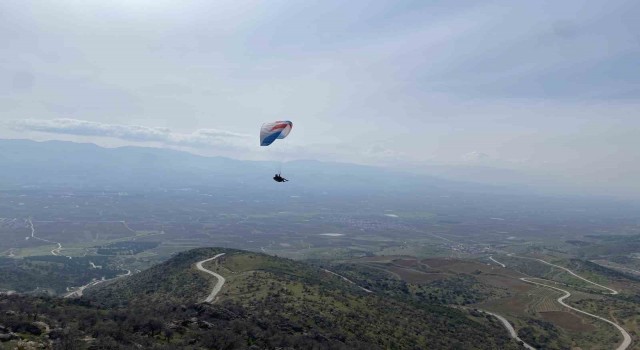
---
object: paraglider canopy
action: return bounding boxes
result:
[260,121,292,146]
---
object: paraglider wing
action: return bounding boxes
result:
[260,121,293,146]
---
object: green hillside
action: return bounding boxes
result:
[0,248,523,349]
[77,247,520,349]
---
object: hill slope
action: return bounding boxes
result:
[80,247,520,349]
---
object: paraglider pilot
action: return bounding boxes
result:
[273,173,288,182]
[260,120,293,183]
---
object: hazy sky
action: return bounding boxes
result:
[1,1,639,195]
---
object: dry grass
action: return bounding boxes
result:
[386,266,449,284]
[540,311,596,332]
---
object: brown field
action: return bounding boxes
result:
[392,258,419,268]
[386,266,449,284]
[478,294,532,317]
[422,258,525,278]
[531,294,563,313]
[476,274,530,292]
[353,255,638,349]
[540,311,596,332]
[355,255,410,263]
[443,261,493,274]
[421,258,457,268]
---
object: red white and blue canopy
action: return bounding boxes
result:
[260,121,293,146]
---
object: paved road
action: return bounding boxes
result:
[526,257,618,295]
[28,219,72,259]
[64,269,132,298]
[64,278,107,298]
[521,278,631,350]
[489,256,506,268]
[481,310,536,350]
[195,253,226,303]
[323,269,373,293]
[503,254,618,294]
[490,255,631,349]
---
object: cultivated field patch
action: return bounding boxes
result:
[540,311,596,332]
[386,266,449,284]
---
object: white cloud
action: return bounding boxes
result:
[461,151,491,162]
[9,118,251,150]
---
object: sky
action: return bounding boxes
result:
[1,0,639,196]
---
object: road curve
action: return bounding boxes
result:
[195,253,226,303]
[28,219,73,259]
[64,278,107,298]
[510,255,618,295]
[64,269,132,298]
[521,278,631,350]
[530,258,618,295]
[481,310,536,350]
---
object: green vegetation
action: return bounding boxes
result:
[3,185,640,349]
[86,248,228,306]
[77,248,522,349]
[517,318,565,349]
[96,241,160,256]
[567,259,640,283]
[323,260,506,307]
[0,256,123,294]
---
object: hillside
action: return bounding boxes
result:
[0,255,124,295]
[77,247,521,349]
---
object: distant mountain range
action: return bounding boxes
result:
[0,139,510,196]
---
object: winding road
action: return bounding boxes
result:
[521,277,631,350]
[523,257,618,295]
[64,269,132,298]
[494,255,631,350]
[195,253,226,303]
[28,219,72,259]
[481,310,536,350]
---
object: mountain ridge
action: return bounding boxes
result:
[0,138,509,196]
